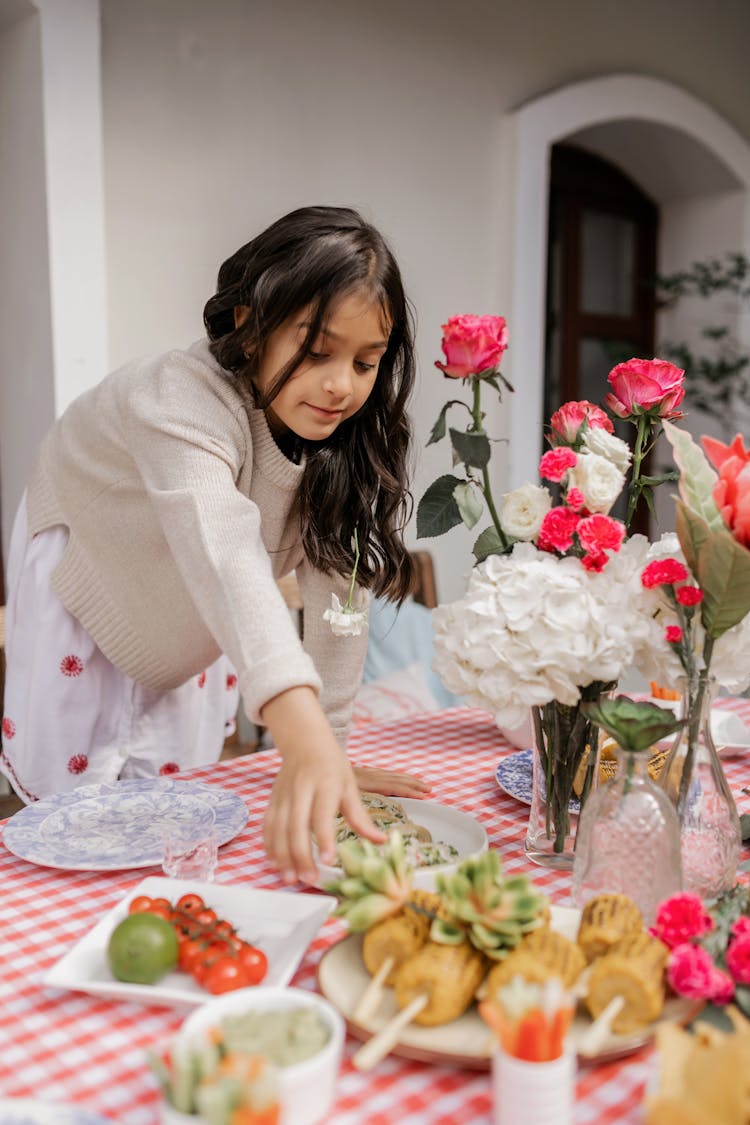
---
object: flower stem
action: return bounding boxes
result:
[677,633,715,812]
[471,377,509,549]
[345,529,360,611]
[625,414,653,531]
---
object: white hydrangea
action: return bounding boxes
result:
[499,482,552,541]
[581,427,633,474]
[432,537,654,729]
[566,451,625,514]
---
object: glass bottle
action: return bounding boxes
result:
[572,743,682,925]
[660,673,740,899]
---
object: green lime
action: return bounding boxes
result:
[107,912,179,984]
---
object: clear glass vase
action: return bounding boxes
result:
[571,745,682,924]
[525,696,602,869]
[660,673,741,898]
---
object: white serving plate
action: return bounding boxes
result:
[2,779,249,871]
[311,798,488,892]
[317,904,698,1068]
[43,876,335,1009]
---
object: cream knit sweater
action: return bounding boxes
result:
[26,338,368,744]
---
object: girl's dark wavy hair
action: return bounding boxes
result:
[203,205,417,602]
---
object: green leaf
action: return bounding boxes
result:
[675,501,712,583]
[734,986,750,1021]
[677,503,750,635]
[416,475,464,538]
[427,403,450,444]
[473,525,506,562]
[740,813,750,843]
[582,696,684,753]
[662,421,724,530]
[449,427,491,469]
[453,481,483,530]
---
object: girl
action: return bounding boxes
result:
[1,205,429,884]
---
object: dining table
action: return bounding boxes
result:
[1,700,749,1125]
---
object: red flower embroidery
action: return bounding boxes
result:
[67,754,89,775]
[197,672,207,689]
[60,654,84,677]
[226,674,238,690]
[160,762,180,775]
[2,717,16,740]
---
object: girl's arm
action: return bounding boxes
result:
[260,684,386,884]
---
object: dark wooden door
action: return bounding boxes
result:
[544,143,659,531]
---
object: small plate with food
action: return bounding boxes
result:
[311,793,488,892]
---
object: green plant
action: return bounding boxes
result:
[656,252,750,434]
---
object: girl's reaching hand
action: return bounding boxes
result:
[260,686,386,884]
[353,766,432,799]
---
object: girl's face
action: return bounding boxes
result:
[239,291,390,442]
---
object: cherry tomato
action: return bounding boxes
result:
[146,904,173,922]
[237,944,268,985]
[128,895,154,914]
[150,897,174,912]
[178,937,205,974]
[175,893,205,914]
[195,908,218,927]
[204,956,250,994]
[213,919,235,938]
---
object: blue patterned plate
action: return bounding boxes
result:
[495,749,580,813]
[0,1100,110,1124]
[1,778,248,871]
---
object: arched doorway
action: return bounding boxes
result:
[504,73,750,494]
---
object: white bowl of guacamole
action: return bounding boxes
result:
[176,985,345,1125]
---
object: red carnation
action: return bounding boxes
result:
[665,625,683,644]
[537,507,580,553]
[539,447,577,483]
[577,513,626,554]
[650,893,714,949]
[641,558,689,588]
[676,585,703,606]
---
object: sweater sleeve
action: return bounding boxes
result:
[295,559,369,747]
[125,358,322,722]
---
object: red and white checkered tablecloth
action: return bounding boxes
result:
[1,703,749,1124]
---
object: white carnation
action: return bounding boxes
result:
[323,592,369,637]
[567,451,625,514]
[581,427,632,474]
[499,482,552,541]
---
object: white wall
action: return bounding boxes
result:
[4,0,750,602]
[0,8,55,570]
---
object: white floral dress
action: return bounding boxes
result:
[1,496,240,803]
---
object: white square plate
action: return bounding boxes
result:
[43,876,336,1009]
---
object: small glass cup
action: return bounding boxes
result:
[161,805,218,881]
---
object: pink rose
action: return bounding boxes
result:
[651,893,714,949]
[435,314,508,379]
[549,400,614,444]
[702,433,750,549]
[726,932,750,985]
[537,507,580,553]
[641,558,689,589]
[667,943,734,1002]
[577,513,626,555]
[539,447,578,483]
[604,358,685,420]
